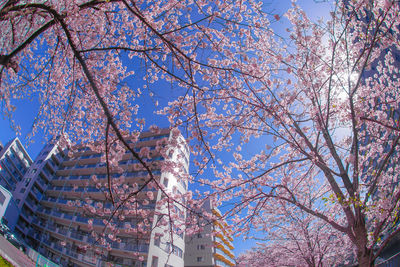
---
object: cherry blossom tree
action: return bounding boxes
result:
[233,169,355,266]
[236,206,354,267]
[0,0,271,261]
[162,0,400,265]
[0,0,268,176]
[3,0,400,265]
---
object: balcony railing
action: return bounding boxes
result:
[33,221,149,255]
[111,242,149,253]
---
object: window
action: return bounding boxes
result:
[166,243,183,258]
[151,256,158,267]
[197,244,205,250]
[25,177,31,187]
[163,178,169,187]
[0,191,6,205]
[154,236,160,247]
[197,233,202,238]
[197,257,203,262]
[172,245,183,258]
[174,227,184,239]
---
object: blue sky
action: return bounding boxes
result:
[0,0,335,155]
[0,0,334,257]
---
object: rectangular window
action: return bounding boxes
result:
[197,257,203,262]
[163,178,169,187]
[154,236,160,247]
[197,244,205,250]
[0,191,6,205]
[151,256,158,267]
[172,245,183,258]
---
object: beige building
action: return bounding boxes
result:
[20,129,189,267]
[184,200,235,267]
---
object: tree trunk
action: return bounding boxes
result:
[354,222,374,267]
[357,248,374,267]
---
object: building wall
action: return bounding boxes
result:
[2,197,19,231]
[13,140,65,243]
[184,200,235,267]
[0,185,12,220]
[0,185,18,230]
[148,132,189,267]
[0,138,33,232]
[184,224,215,267]
[0,137,33,193]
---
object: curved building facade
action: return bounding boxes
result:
[15,129,189,267]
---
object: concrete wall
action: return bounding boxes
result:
[0,185,20,230]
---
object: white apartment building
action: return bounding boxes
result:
[0,137,33,230]
[14,129,189,267]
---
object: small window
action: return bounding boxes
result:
[25,177,31,187]
[197,233,202,238]
[197,244,205,250]
[0,191,6,205]
[151,256,158,267]
[163,178,169,187]
[197,257,203,262]
[154,236,161,247]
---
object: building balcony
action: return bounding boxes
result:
[46,185,103,195]
[24,198,38,212]
[41,196,68,206]
[45,183,158,204]
[37,210,150,238]
[213,221,233,242]
[35,176,48,191]
[43,241,97,267]
[32,218,47,228]
[40,168,53,181]
[50,169,162,188]
[53,153,64,165]
[15,223,29,237]
[18,209,33,225]
[46,160,58,173]
[111,242,149,253]
[214,242,235,261]
[37,204,153,235]
[214,251,235,267]
[30,189,43,202]
[34,218,150,256]
[36,207,75,225]
[215,232,234,250]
